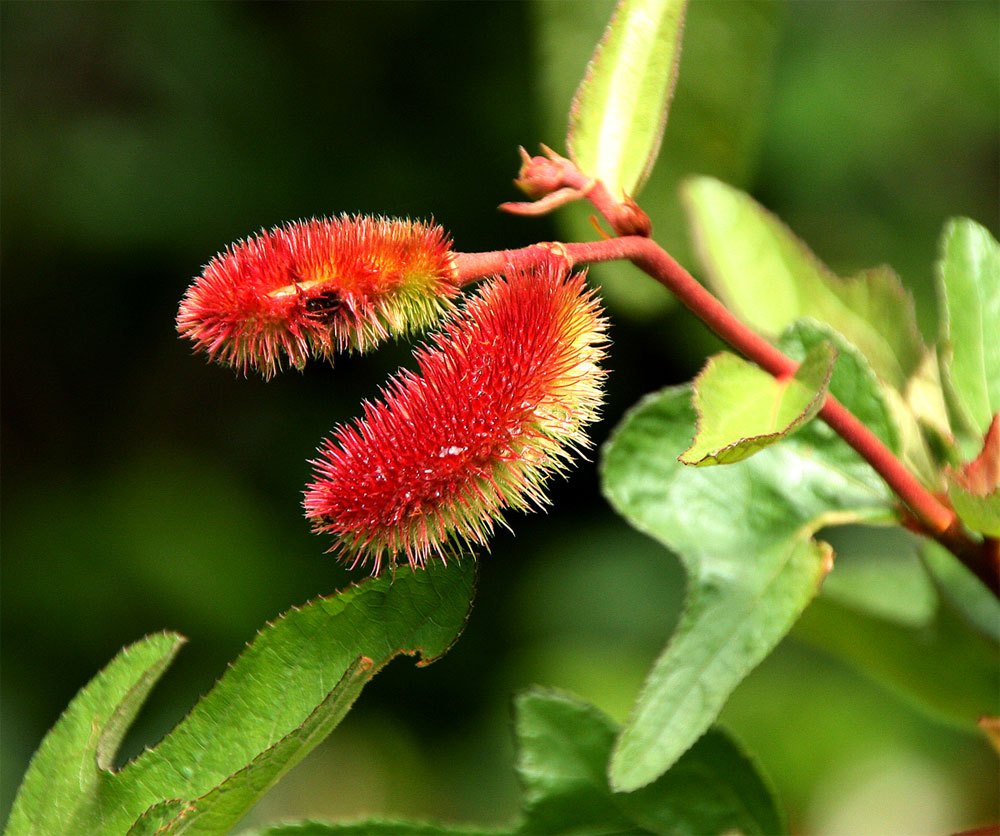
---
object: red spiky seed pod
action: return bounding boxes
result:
[303,260,608,574]
[177,216,458,378]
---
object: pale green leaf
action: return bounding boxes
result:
[682,177,924,389]
[680,341,834,466]
[777,320,899,453]
[568,0,688,198]
[534,0,782,321]
[937,218,1000,440]
[601,380,894,791]
[4,633,184,836]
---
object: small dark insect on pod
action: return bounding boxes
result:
[304,290,344,322]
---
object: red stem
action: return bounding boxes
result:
[454,239,998,597]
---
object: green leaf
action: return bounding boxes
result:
[777,320,899,453]
[601,381,895,791]
[792,587,999,731]
[126,657,375,836]
[680,341,835,466]
[618,727,785,836]
[514,688,636,835]
[515,688,784,836]
[6,561,475,836]
[567,0,688,198]
[937,218,1000,439]
[534,0,782,321]
[4,632,185,836]
[947,481,1000,537]
[818,526,938,629]
[682,176,924,389]
[922,541,1000,643]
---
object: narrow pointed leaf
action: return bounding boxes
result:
[938,218,1000,439]
[682,177,924,389]
[7,561,475,836]
[536,0,782,320]
[127,657,375,836]
[680,340,835,466]
[568,0,688,198]
[4,633,184,836]
[602,355,896,789]
[114,560,474,835]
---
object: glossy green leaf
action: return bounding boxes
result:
[937,218,1000,438]
[515,688,784,836]
[237,690,783,836]
[567,0,688,198]
[6,561,475,836]
[777,320,900,453]
[5,632,184,836]
[682,177,924,389]
[601,378,896,791]
[681,341,835,466]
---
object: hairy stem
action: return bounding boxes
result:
[454,238,998,597]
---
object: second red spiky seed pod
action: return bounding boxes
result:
[303,260,609,574]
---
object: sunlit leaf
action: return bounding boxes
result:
[680,341,834,466]
[683,177,924,389]
[533,0,782,321]
[568,0,688,198]
[937,218,1000,443]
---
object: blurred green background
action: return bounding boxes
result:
[2,2,997,833]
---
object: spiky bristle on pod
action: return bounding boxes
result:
[177,216,458,378]
[303,260,608,574]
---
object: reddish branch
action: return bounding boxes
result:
[453,236,998,598]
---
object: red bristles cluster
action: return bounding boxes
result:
[177,216,458,377]
[303,261,608,573]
